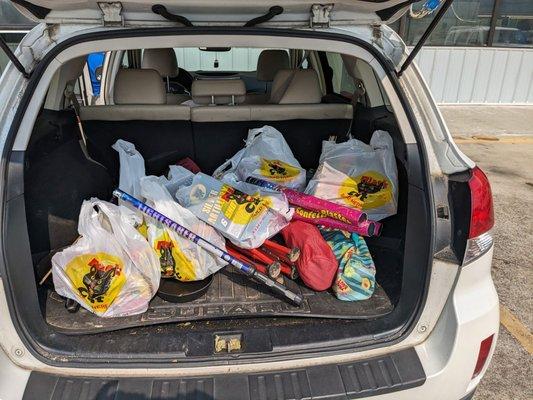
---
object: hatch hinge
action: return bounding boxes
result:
[98,2,124,27]
[310,4,333,28]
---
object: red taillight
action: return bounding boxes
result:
[468,167,494,239]
[472,334,495,379]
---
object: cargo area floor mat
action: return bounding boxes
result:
[45,268,393,335]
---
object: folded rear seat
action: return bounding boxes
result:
[191,69,352,173]
[80,69,193,177]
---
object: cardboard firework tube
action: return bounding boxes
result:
[262,239,300,262]
[259,246,299,280]
[226,243,282,279]
[226,246,269,277]
[245,177,367,225]
[260,243,298,265]
[113,189,302,305]
[292,207,380,237]
[227,248,283,283]
[279,262,299,280]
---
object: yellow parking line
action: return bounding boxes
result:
[454,136,533,144]
[499,305,533,355]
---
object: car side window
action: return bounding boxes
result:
[325,52,357,98]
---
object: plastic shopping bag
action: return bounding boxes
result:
[51,199,160,317]
[112,139,145,199]
[306,131,398,221]
[213,125,306,191]
[157,165,194,199]
[176,173,292,248]
[140,176,226,281]
[320,229,376,301]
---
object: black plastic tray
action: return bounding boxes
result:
[45,267,393,335]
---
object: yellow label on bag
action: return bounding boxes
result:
[338,171,392,210]
[137,220,148,239]
[154,230,196,281]
[259,159,300,182]
[219,184,273,225]
[65,253,126,313]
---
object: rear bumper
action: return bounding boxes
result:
[3,251,498,400]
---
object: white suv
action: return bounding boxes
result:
[0,1,498,399]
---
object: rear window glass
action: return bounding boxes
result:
[173,48,289,72]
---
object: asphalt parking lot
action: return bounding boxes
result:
[445,120,533,399]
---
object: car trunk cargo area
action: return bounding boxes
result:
[3,31,432,362]
[18,101,418,351]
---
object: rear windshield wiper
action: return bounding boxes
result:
[244,6,284,27]
[152,4,194,27]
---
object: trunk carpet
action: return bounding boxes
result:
[45,267,393,335]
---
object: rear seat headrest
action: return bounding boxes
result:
[142,48,178,78]
[114,69,166,105]
[191,79,246,105]
[256,50,290,82]
[270,69,322,104]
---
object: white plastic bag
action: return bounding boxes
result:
[112,139,145,198]
[176,173,292,249]
[140,176,226,281]
[157,165,194,198]
[306,131,398,221]
[213,125,306,191]
[51,199,160,317]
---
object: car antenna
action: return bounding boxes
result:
[244,6,284,27]
[0,36,31,79]
[152,4,194,27]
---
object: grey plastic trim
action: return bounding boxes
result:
[23,348,425,399]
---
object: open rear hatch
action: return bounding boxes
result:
[13,0,414,25]
[1,0,433,361]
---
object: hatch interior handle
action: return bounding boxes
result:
[0,36,30,79]
[244,6,284,27]
[152,4,194,27]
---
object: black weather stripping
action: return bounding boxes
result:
[151,4,194,27]
[0,35,30,78]
[10,0,50,19]
[397,0,454,77]
[244,6,284,27]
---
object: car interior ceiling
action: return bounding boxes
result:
[22,46,410,339]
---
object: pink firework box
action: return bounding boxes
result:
[292,207,381,237]
[245,177,367,226]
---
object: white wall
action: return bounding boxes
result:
[415,47,533,104]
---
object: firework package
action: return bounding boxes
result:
[244,177,380,237]
[306,131,398,221]
[140,176,226,281]
[51,199,160,317]
[213,125,306,191]
[113,190,303,305]
[175,173,292,249]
